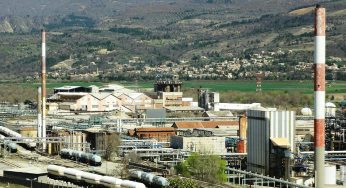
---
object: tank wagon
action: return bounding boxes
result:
[129,170,169,187]
[0,134,17,153]
[47,165,146,188]
[60,149,102,166]
[0,126,36,149]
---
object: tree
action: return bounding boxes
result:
[104,132,121,161]
[168,177,198,188]
[175,153,227,184]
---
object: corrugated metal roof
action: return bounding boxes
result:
[54,86,82,90]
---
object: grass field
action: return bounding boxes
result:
[1,79,345,105]
[121,80,346,94]
[15,80,346,94]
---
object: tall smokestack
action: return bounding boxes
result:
[37,87,42,139]
[41,30,47,150]
[314,4,326,188]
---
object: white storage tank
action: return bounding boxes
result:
[100,176,122,188]
[301,107,312,116]
[64,168,82,180]
[325,102,336,117]
[47,165,65,176]
[153,176,169,187]
[121,180,146,188]
[81,172,102,184]
[130,170,142,179]
[324,165,336,185]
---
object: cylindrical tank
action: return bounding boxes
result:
[141,172,154,184]
[153,176,169,187]
[100,176,122,188]
[130,170,142,179]
[81,172,102,184]
[237,140,245,153]
[47,165,65,176]
[72,150,83,160]
[90,154,102,165]
[6,142,17,153]
[121,180,146,188]
[64,168,82,180]
[326,102,336,117]
[301,107,312,116]
[324,165,336,185]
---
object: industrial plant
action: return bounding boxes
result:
[0,5,345,188]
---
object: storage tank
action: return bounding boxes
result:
[324,165,336,185]
[130,170,142,179]
[121,180,146,188]
[81,172,102,184]
[153,176,169,187]
[301,107,312,116]
[100,176,122,187]
[72,150,83,160]
[325,102,336,117]
[141,172,154,184]
[64,168,82,180]
[90,154,102,165]
[47,165,65,176]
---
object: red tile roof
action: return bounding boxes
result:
[172,121,238,129]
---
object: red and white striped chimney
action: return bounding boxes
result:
[314,5,326,188]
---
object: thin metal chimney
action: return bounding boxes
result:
[237,114,247,153]
[37,86,42,139]
[41,30,47,150]
[314,4,326,188]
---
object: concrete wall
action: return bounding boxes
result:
[170,136,226,155]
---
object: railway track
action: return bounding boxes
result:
[0,158,22,168]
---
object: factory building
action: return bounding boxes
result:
[116,92,153,111]
[48,92,122,112]
[158,92,183,107]
[198,90,220,111]
[172,120,238,129]
[85,128,119,153]
[48,129,88,155]
[170,136,227,155]
[247,109,295,179]
[154,76,182,93]
[133,127,176,142]
[48,84,155,113]
[53,86,93,94]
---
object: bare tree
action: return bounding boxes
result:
[104,132,121,161]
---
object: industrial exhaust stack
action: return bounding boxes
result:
[314,4,326,188]
[37,86,42,139]
[41,29,47,150]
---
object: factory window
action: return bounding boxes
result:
[92,105,98,108]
